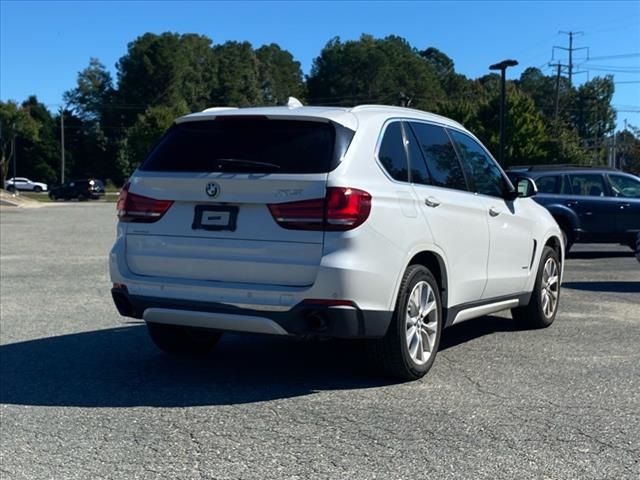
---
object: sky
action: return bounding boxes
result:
[1,0,639,130]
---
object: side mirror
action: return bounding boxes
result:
[516,177,538,198]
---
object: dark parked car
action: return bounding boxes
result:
[49,179,105,201]
[507,166,640,251]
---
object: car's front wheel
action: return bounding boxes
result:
[146,322,222,355]
[33,186,42,192]
[370,265,442,380]
[511,246,561,328]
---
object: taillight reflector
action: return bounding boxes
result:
[268,187,371,231]
[116,182,173,223]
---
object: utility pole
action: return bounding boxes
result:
[554,31,588,88]
[12,123,18,196]
[489,59,518,166]
[60,107,65,184]
[550,63,563,124]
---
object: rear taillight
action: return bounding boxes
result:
[116,182,173,223]
[268,187,371,231]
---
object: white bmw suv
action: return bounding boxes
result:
[110,103,563,380]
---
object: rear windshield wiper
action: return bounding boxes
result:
[213,158,281,171]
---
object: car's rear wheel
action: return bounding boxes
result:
[147,322,222,355]
[6,185,15,193]
[49,192,57,200]
[511,246,560,329]
[369,265,442,380]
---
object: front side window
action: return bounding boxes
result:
[608,174,640,198]
[535,175,561,194]
[377,122,409,182]
[448,130,508,198]
[409,123,467,191]
[569,174,607,197]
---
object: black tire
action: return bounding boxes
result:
[33,186,42,192]
[6,185,15,193]
[147,322,222,355]
[555,218,574,253]
[511,246,561,329]
[49,192,57,201]
[77,193,88,201]
[369,265,442,381]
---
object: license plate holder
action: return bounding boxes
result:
[192,205,238,231]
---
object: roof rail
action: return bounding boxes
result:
[201,106,238,113]
[507,164,619,171]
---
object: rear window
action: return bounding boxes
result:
[140,118,353,174]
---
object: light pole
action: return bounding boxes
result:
[489,59,518,166]
[60,107,66,184]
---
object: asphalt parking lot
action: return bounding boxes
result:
[1,203,638,480]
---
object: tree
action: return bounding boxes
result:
[573,76,616,164]
[255,44,305,104]
[0,101,40,185]
[212,41,261,106]
[126,101,189,170]
[17,96,59,184]
[117,32,217,124]
[64,58,114,124]
[476,86,548,165]
[307,35,444,109]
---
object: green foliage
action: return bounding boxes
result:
[307,35,444,109]
[256,44,305,104]
[476,86,548,166]
[126,101,189,170]
[0,100,40,184]
[212,41,262,106]
[5,32,632,186]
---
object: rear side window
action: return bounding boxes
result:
[409,123,467,191]
[141,118,352,174]
[569,174,607,196]
[378,122,409,182]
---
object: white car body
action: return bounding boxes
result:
[4,177,48,192]
[110,104,564,378]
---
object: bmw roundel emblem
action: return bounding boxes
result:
[205,182,220,198]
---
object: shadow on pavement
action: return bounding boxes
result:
[1,315,521,408]
[567,250,634,260]
[563,281,640,293]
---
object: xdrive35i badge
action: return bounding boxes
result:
[205,182,220,198]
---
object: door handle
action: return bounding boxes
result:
[424,197,441,208]
[566,201,578,207]
[489,207,500,217]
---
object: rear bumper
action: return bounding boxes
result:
[112,287,392,338]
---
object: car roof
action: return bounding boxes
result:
[507,166,624,176]
[177,104,466,132]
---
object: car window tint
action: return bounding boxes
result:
[561,175,572,194]
[378,122,409,182]
[569,174,607,196]
[536,175,561,194]
[448,130,507,197]
[404,124,431,185]
[608,174,640,198]
[141,119,349,174]
[409,123,467,191]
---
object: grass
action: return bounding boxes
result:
[19,192,117,203]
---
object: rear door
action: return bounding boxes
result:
[124,117,352,287]
[407,121,490,306]
[566,173,611,239]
